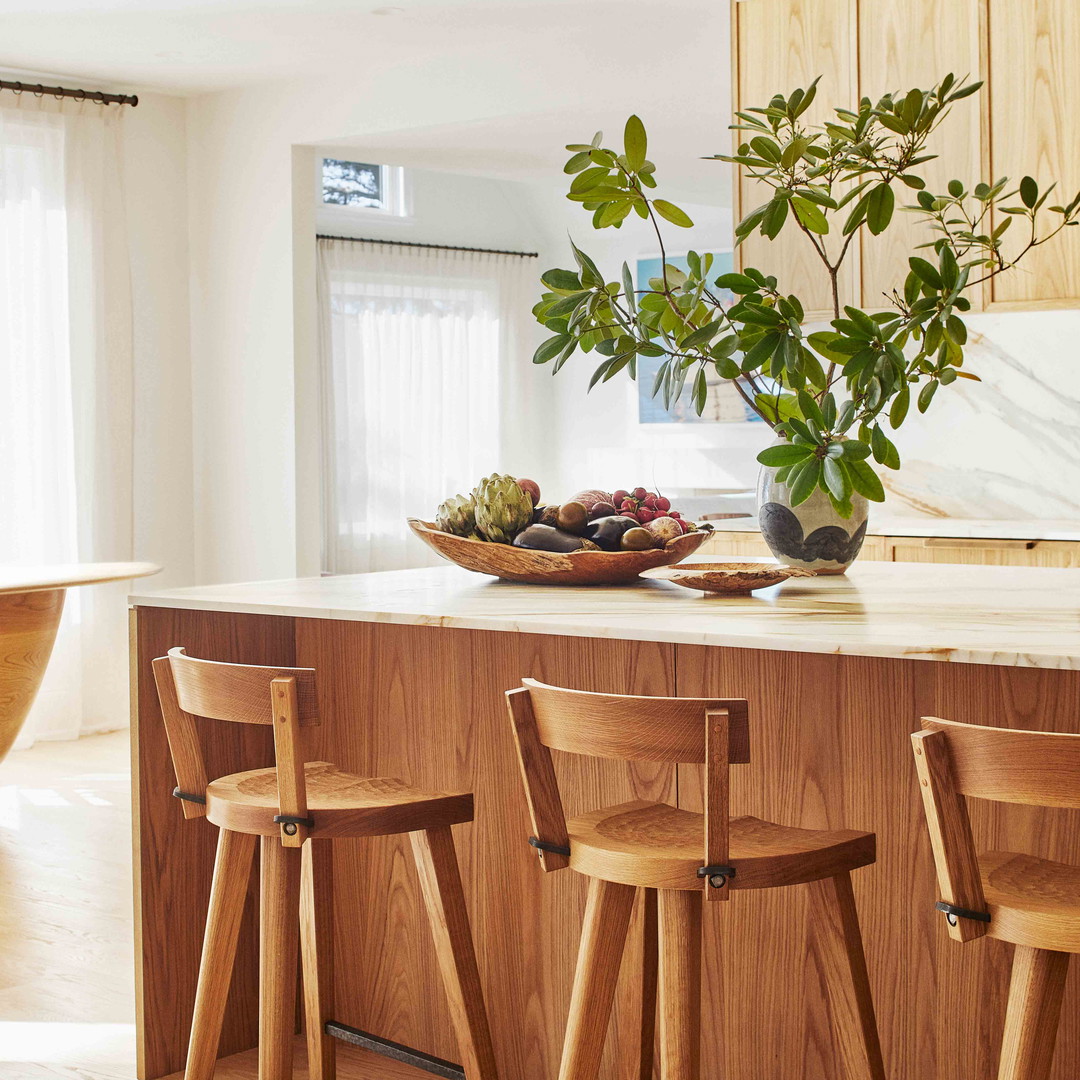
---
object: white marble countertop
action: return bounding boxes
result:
[131,561,1080,671]
[704,515,1080,541]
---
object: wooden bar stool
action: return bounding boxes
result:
[153,647,498,1080]
[913,715,1080,1080]
[505,679,885,1080]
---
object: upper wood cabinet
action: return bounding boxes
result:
[731,0,1079,314]
[988,0,1080,304]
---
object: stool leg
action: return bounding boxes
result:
[638,889,659,1080]
[185,829,256,1080]
[301,838,336,1079]
[998,946,1070,1080]
[410,826,499,1080]
[559,877,636,1080]
[657,889,701,1080]
[260,837,302,1080]
[807,872,885,1080]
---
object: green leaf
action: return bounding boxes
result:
[918,379,938,413]
[866,183,895,235]
[758,442,815,467]
[563,151,592,174]
[806,332,847,363]
[1020,175,1039,209]
[838,439,872,460]
[889,385,910,428]
[762,197,789,239]
[789,457,822,506]
[909,257,943,289]
[533,333,572,365]
[653,200,694,228]
[624,115,647,173]
[540,268,582,294]
[792,197,829,234]
[680,320,723,349]
[846,459,885,501]
[714,272,759,294]
[822,456,848,501]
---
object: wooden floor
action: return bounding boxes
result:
[0,732,439,1080]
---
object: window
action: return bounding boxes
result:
[319,157,408,218]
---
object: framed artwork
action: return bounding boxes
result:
[635,251,769,425]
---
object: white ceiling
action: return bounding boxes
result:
[0,0,723,95]
[0,0,734,201]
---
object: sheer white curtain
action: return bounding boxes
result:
[0,95,133,747]
[317,238,533,573]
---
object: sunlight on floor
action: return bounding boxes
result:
[0,731,138,1078]
[0,1021,136,1062]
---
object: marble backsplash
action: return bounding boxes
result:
[884,308,1080,519]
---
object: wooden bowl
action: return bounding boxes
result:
[642,561,817,594]
[407,518,709,585]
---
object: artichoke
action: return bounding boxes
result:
[437,493,480,539]
[472,473,534,543]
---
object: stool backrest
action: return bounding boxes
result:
[506,678,749,899]
[912,715,1080,942]
[152,646,320,847]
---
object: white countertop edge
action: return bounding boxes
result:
[127,593,1080,672]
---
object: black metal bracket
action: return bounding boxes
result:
[528,835,571,857]
[935,901,991,927]
[273,813,315,836]
[325,1020,465,1079]
[172,787,206,805]
[698,864,737,889]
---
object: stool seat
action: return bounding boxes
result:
[206,760,474,838]
[567,799,876,891]
[981,850,1080,953]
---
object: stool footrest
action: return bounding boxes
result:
[324,1020,465,1079]
[172,787,206,805]
[528,835,570,857]
[934,900,990,926]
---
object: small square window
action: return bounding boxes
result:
[318,158,408,219]
[322,158,384,209]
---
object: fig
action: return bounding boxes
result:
[620,527,655,551]
[513,525,598,553]
[534,504,560,527]
[569,489,614,514]
[646,516,684,544]
[585,515,639,551]
[517,478,541,506]
[556,501,589,535]
[588,501,616,521]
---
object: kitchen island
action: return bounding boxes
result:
[130,562,1080,1080]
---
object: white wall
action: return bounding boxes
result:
[123,92,195,589]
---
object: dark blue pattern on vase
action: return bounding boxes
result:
[758,502,867,565]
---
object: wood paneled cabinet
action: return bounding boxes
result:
[700,528,1080,567]
[732,0,1080,311]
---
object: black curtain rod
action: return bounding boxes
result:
[0,79,138,107]
[316,234,538,258]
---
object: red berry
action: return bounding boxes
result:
[656,496,671,512]
[613,489,629,504]
[643,495,658,509]
[637,507,656,523]
[632,486,648,500]
[620,511,638,519]
[620,499,636,511]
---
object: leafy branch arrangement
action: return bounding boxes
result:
[532,74,1079,516]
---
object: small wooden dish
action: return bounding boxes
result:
[407,518,709,585]
[643,561,817,594]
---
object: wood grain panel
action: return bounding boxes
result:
[132,607,292,1079]
[291,621,677,1080]
[732,0,860,316]
[676,644,1080,1080]
[884,537,1080,566]
[989,0,1080,303]
[857,0,988,310]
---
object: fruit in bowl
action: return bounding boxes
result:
[410,478,711,584]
